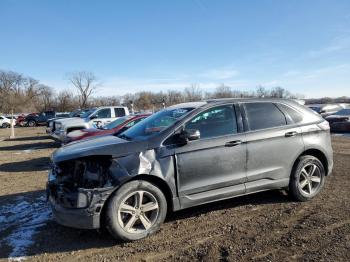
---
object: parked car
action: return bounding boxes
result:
[47,99,333,241]
[0,115,15,128]
[15,114,27,127]
[325,108,350,132]
[307,104,343,118]
[46,109,90,134]
[50,106,129,142]
[65,114,150,144]
[24,111,56,127]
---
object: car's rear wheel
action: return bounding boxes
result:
[289,155,325,201]
[2,123,9,128]
[28,120,36,127]
[105,180,167,241]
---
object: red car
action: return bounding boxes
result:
[65,114,150,143]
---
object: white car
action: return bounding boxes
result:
[0,116,15,128]
[50,106,129,142]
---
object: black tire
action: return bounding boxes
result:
[28,120,36,127]
[289,155,326,201]
[105,180,167,241]
[2,123,9,128]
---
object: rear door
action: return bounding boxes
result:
[174,104,247,208]
[241,102,304,193]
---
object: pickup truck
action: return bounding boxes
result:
[49,106,129,142]
[25,111,56,127]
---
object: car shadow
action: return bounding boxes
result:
[0,157,50,172]
[0,141,59,151]
[0,189,292,260]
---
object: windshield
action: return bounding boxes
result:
[103,116,130,130]
[334,109,350,115]
[80,109,96,118]
[120,107,194,140]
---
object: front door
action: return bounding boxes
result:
[175,104,247,208]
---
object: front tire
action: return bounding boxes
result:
[28,120,36,127]
[105,180,167,241]
[289,155,326,201]
[2,123,9,128]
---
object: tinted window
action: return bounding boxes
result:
[114,108,126,117]
[95,108,111,118]
[278,104,303,123]
[244,103,286,131]
[185,105,237,139]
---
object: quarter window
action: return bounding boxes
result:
[244,103,287,131]
[277,103,303,123]
[185,105,237,139]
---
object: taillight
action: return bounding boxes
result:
[317,120,330,131]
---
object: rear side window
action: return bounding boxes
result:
[277,103,303,123]
[185,105,237,139]
[244,103,287,131]
[114,108,126,117]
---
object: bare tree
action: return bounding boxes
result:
[183,84,203,102]
[212,84,233,98]
[68,71,99,108]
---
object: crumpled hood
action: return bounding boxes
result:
[52,135,148,163]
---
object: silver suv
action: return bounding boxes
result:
[47,99,333,241]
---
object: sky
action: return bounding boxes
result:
[1,0,350,98]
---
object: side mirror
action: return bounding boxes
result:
[180,129,200,142]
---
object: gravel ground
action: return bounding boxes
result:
[0,127,349,261]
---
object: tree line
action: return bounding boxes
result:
[0,68,322,114]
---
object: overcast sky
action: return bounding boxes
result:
[1,0,350,98]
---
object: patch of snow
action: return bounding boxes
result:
[0,195,51,261]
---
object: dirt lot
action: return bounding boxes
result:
[0,127,349,261]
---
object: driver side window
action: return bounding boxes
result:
[185,105,237,139]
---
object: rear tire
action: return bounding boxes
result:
[105,180,167,241]
[2,123,9,128]
[289,155,325,201]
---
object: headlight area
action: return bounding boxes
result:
[47,157,115,210]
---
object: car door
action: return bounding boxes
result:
[241,102,304,193]
[174,104,247,208]
[90,108,112,127]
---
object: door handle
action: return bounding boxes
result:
[225,140,242,147]
[285,131,298,137]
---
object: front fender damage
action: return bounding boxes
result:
[47,149,176,229]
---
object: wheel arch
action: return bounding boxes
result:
[293,148,329,176]
[100,174,174,228]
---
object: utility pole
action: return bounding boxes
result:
[9,108,15,139]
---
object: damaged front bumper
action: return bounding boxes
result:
[47,170,115,229]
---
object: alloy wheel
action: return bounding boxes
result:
[117,190,159,234]
[298,163,322,195]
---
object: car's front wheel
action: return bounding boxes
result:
[27,120,36,127]
[105,180,167,241]
[289,155,326,201]
[2,123,9,128]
